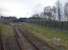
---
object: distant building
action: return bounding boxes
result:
[0,16,17,23]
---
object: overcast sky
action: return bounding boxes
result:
[0,0,57,18]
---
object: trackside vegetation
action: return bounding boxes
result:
[20,23,68,50]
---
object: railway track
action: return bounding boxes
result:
[0,27,20,50]
[0,25,55,50]
[14,27,55,50]
[15,27,38,50]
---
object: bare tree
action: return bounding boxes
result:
[64,2,68,20]
[57,0,61,21]
[44,6,52,20]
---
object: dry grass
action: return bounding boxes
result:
[0,24,15,41]
[20,23,68,50]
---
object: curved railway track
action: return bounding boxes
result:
[0,26,20,50]
[14,27,55,50]
[0,25,55,50]
[14,27,38,50]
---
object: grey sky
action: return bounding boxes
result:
[0,0,57,18]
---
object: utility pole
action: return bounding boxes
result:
[57,0,61,21]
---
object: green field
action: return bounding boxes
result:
[20,23,68,50]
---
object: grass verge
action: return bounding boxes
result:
[20,23,68,50]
